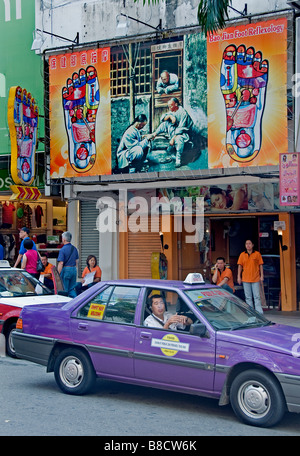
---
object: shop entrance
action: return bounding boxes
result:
[178,215,281,308]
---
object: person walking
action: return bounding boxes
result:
[21,238,39,279]
[57,231,79,298]
[14,227,37,268]
[237,239,264,314]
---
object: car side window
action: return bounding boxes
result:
[143,289,197,331]
[77,285,140,324]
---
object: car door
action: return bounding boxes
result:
[134,288,216,393]
[70,285,141,378]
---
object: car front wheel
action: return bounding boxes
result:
[54,348,96,395]
[6,322,17,358]
[230,369,286,427]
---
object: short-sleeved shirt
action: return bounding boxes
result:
[57,243,79,267]
[237,250,264,283]
[19,237,37,255]
[216,267,235,292]
[82,265,102,280]
[40,262,54,281]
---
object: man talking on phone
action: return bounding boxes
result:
[212,257,235,293]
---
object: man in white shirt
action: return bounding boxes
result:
[144,294,192,330]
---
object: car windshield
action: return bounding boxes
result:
[0,270,53,297]
[184,288,271,331]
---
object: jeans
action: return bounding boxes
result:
[242,281,263,314]
[61,266,77,298]
[220,283,234,294]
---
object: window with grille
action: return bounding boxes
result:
[110,45,151,97]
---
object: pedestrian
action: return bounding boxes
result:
[57,231,79,298]
[21,238,39,279]
[39,253,54,289]
[75,254,102,294]
[212,257,235,293]
[14,227,37,268]
[237,239,264,314]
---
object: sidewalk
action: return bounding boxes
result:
[263,309,300,328]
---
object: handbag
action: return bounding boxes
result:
[37,256,45,272]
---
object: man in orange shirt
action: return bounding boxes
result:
[237,239,264,314]
[212,257,235,293]
[40,253,54,289]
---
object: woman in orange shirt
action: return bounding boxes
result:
[82,255,102,286]
[75,255,102,295]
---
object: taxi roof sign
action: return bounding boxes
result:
[184,273,205,284]
[0,260,11,268]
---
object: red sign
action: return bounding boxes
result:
[279,153,300,206]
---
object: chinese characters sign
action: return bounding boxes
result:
[49,48,111,178]
[280,153,300,206]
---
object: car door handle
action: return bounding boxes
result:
[140,331,152,340]
[78,323,89,330]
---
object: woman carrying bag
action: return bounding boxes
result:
[21,238,42,280]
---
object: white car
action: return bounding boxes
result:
[0,260,71,357]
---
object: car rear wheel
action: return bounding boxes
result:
[54,348,96,395]
[6,322,17,358]
[230,369,286,427]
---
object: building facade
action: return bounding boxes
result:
[30,0,300,311]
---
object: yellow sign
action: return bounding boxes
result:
[8,86,39,186]
[10,185,41,201]
[87,303,105,320]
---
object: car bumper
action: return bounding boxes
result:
[12,332,55,366]
[275,373,300,413]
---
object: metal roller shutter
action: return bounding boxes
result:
[79,201,100,275]
[128,216,162,279]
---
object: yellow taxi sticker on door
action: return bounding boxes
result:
[151,334,190,357]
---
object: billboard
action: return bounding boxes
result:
[0,0,44,156]
[49,48,111,178]
[48,18,289,178]
[207,17,287,168]
[8,86,38,185]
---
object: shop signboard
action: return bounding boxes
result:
[207,17,288,168]
[8,86,39,186]
[48,17,289,178]
[279,152,300,205]
[49,48,111,178]
[0,0,44,156]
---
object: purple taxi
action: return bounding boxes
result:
[13,273,300,428]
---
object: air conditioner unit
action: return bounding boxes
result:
[287,0,300,11]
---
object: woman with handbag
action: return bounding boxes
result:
[21,238,40,279]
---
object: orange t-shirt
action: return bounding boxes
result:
[40,262,54,280]
[216,267,235,292]
[82,265,102,280]
[237,251,263,283]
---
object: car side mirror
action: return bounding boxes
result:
[190,323,207,337]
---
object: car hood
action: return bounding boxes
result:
[0,294,71,308]
[217,323,300,356]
